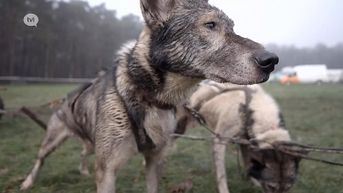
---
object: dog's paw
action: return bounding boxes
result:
[80,169,90,176]
[79,164,91,176]
[20,178,33,191]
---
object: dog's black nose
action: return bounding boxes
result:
[254,51,279,72]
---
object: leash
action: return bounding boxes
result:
[182,85,256,146]
[182,104,252,146]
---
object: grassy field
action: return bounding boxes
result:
[1,83,343,193]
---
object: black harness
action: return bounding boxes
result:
[129,97,175,153]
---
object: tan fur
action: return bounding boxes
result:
[156,73,201,105]
[191,82,291,146]
[255,130,291,149]
[180,81,294,193]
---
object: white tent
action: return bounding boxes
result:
[327,69,343,82]
[293,64,328,83]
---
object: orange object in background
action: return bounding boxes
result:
[280,74,300,85]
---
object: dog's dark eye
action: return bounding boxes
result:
[204,22,216,30]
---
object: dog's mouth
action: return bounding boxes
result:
[258,73,270,83]
[207,73,270,85]
[207,74,227,83]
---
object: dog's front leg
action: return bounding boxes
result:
[144,149,166,193]
[212,137,230,193]
[95,135,137,193]
[95,163,116,193]
[79,140,94,176]
[95,150,134,193]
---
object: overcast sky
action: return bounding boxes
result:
[86,0,343,47]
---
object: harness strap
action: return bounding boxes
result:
[183,85,255,144]
[239,86,256,141]
[131,96,175,152]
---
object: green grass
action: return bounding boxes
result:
[1,83,343,193]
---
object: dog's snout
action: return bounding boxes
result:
[254,51,279,72]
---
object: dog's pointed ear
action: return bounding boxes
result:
[140,0,180,28]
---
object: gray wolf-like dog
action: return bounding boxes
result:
[20,0,278,192]
[175,81,300,193]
